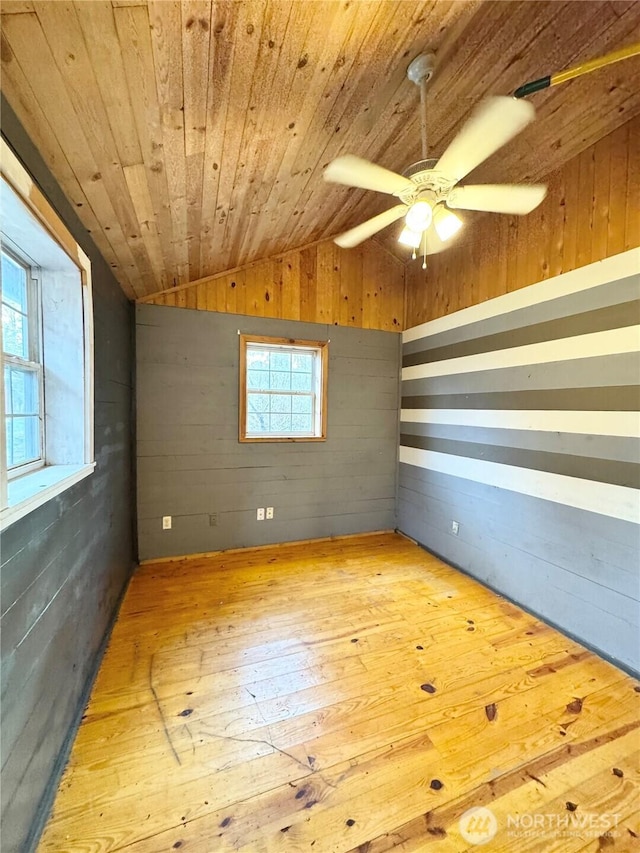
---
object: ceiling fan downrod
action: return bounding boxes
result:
[407,51,436,160]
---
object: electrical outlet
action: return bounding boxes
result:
[162,516,172,530]
[451,520,459,535]
[266,507,274,520]
[209,513,218,527]
[256,507,265,521]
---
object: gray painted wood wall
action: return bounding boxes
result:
[398,254,640,673]
[136,305,400,560]
[0,98,135,852]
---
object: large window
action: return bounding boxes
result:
[1,139,94,529]
[239,335,328,442]
[2,247,43,474]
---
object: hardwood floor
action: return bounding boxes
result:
[38,533,639,852]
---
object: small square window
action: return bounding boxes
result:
[239,335,328,442]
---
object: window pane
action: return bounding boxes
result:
[291,414,313,432]
[247,392,269,412]
[247,349,269,370]
[2,304,28,358]
[247,412,269,434]
[5,365,39,415]
[292,352,312,372]
[6,415,39,467]
[270,394,291,414]
[292,395,312,413]
[291,371,312,391]
[270,351,291,371]
[269,371,291,391]
[1,251,28,312]
[247,369,270,391]
[270,413,291,433]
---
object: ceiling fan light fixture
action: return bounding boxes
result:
[434,206,463,241]
[405,200,433,232]
[398,226,423,248]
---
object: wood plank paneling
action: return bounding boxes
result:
[400,249,640,669]
[405,115,640,328]
[1,97,135,853]
[2,1,640,300]
[36,533,639,851]
[135,306,400,560]
[141,238,405,333]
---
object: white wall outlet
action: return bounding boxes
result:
[162,516,172,530]
[256,507,265,521]
[451,520,459,535]
[266,507,274,520]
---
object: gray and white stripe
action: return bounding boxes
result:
[400,248,640,524]
[398,248,640,672]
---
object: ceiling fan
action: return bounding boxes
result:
[323,52,547,266]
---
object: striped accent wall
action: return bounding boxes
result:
[398,249,640,672]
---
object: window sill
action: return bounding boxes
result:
[240,436,327,443]
[1,462,96,530]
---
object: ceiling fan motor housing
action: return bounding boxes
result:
[399,159,456,206]
[402,158,439,178]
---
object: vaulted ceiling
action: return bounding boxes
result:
[1,0,639,300]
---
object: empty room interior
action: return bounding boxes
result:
[1,1,639,851]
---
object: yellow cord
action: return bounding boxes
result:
[551,42,640,87]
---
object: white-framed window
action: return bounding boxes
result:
[0,138,95,530]
[2,245,44,476]
[239,335,328,442]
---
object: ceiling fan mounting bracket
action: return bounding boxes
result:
[407,51,436,87]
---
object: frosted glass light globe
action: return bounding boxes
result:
[405,200,432,232]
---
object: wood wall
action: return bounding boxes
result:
[136,306,399,561]
[405,114,640,328]
[1,97,135,853]
[141,238,405,333]
[399,249,639,671]
[141,114,639,334]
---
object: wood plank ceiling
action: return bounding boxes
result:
[1,1,639,300]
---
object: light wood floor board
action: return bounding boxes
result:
[37,533,639,852]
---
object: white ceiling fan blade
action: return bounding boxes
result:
[436,97,536,182]
[334,204,408,248]
[447,184,547,214]
[324,155,414,196]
